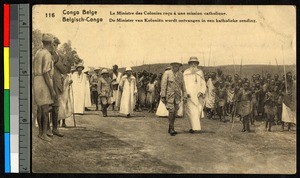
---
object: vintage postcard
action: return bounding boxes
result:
[31,5,296,174]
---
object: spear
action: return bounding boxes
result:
[202,52,205,67]
[282,46,288,94]
[232,55,236,75]
[239,57,243,78]
[274,57,280,74]
[208,42,212,71]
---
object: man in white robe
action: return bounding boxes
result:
[111,64,122,110]
[119,67,137,117]
[183,57,206,133]
[71,63,91,114]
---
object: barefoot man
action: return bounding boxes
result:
[33,34,55,142]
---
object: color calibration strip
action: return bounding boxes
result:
[4,4,11,173]
[10,4,20,173]
[4,4,30,173]
[18,4,31,173]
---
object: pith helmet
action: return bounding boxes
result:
[101,69,109,75]
[42,33,53,42]
[170,61,182,67]
[125,67,132,72]
[76,63,85,70]
[188,56,199,65]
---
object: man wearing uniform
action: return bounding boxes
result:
[33,34,56,142]
[161,61,186,136]
[98,69,113,117]
[236,82,252,132]
[90,68,100,111]
[49,37,65,137]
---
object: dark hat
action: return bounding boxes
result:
[52,37,61,44]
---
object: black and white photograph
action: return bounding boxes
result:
[31,5,296,174]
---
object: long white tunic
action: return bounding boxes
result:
[111,71,122,105]
[119,75,137,115]
[58,74,74,120]
[71,72,91,114]
[183,67,206,131]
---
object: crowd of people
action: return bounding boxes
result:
[33,34,296,141]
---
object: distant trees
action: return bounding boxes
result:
[32,29,83,68]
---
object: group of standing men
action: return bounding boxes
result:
[33,34,73,141]
[33,33,296,140]
[203,68,296,133]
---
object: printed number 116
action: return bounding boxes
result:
[46,13,55,18]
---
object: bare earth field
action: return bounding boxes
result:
[32,107,296,174]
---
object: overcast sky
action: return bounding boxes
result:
[33,5,296,69]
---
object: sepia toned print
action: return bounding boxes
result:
[32,5,296,174]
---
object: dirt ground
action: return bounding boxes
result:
[32,106,296,174]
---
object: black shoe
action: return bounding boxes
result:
[53,131,64,137]
[102,111,107,117]
[85,107,91,111]
[62,123,67,128]
[126,114,131,118]
[47,130,53,137]
[169,129,177,136]
[241,129,246,132]
[189,129,194,134]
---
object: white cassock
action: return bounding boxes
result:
[58,74,74,120]
[119,75,137,115]
[71,71,91,114]
[111,71,122,106]
[183,67,206,131]
[156,99,183,117]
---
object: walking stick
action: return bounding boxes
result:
[73,114,76,127]
[70,79,76,127]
